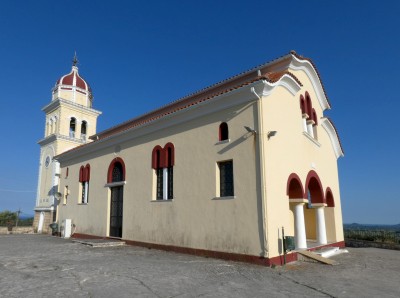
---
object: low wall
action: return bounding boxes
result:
[0,226,34,235]
[345,239,400,251]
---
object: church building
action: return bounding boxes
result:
[36,51,345,265]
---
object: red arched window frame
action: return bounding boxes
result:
[107,157,126,183]
[305,170,325,204]
[164,142,175,167]
[305,91,312,117]
[152,145,164,169]
[300,95,306,115]
[79,166,84,182]
[84,164,91,182]
[287,173,305,199]
[312,108,318,126]
[219,122,229,141]
[325,187,335,207]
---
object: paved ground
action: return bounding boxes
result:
[0,235,399,297]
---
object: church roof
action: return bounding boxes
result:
[91,50,327,141]
[57,51,337,158]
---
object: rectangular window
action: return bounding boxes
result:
[80,182,89,204]
[63,186,68,205]
[167,167,173,199]
[218,160,234,197]
[81,182,86,203]
[156,168,163,200]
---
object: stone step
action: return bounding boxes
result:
[297,250,338,265]
[73,239,126,248]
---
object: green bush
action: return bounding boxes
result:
[0,211,17,226]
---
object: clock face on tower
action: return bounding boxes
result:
[45,156,50,168]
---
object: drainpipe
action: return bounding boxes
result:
[251,84,269,258]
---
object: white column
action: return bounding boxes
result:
[315,205,327,245]
[163,168,168,200]
[302,115,308,132]
[307,120,314,137]
[293,202,307,249]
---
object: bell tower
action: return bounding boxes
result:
[33,54,102,233]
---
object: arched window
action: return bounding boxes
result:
[107,158,126,183]
[219,122,229,141]
[300,95,307,133]
[325,188,335,207]
[312,109,318,125]
[79,164,90,204]
[164,143,174,199]
[69,117,76,138]
[112,162,124,182]
[305,92,312,117]
[304,93,315,138]
[81,121,87,141]
[300,95,306,115]
[49,119,53,136]
[53,116,58,134]
[312,108,318,140]
[152,143,174,200]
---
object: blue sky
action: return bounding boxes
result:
[0,1,399,224]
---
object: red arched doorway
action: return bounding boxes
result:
[107,158,126,238]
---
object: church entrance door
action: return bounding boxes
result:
[109,186,123,238]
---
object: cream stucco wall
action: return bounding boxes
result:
[58,92,266,257]
[261,70,344,258]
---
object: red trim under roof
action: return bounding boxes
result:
[93,71,302,141]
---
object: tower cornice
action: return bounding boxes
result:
[42,98,102,116]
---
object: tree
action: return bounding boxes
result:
[0,210,17,226]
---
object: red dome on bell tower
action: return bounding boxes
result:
[52,53,93,106]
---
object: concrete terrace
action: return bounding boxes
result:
[1,234,399,297]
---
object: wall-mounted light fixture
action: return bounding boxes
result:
[55,192,62,201]
[244,126,257,134]
[267,131,277,139]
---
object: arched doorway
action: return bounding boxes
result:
[324,187,336,242]
[107,158,126,238]
[305,171,327,245]
[287,174,307,249]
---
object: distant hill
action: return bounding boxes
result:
[344,223,400,231]
[19,214,34,220]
